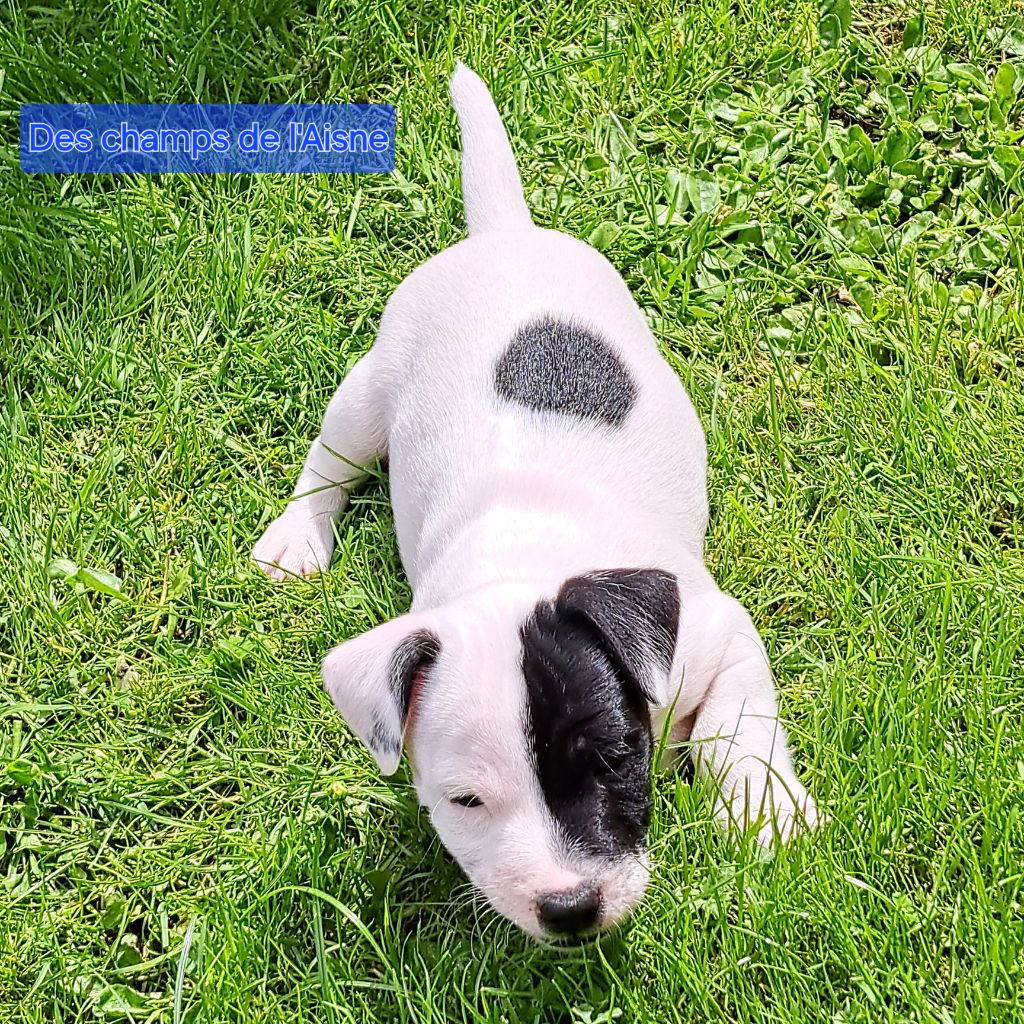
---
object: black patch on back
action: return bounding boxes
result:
[369,629,440,758]
[520,569,680,859]
[494,318,637,426]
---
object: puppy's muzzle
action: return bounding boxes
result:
[535,882,601,936]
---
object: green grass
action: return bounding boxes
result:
[2,0,1023,1020]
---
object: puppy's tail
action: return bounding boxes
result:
[449,62,533,236]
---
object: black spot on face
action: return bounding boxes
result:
[494,318,638,426]
[521,570,680,859]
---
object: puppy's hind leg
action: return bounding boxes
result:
[688,598,819,848]
[252,353,387,581]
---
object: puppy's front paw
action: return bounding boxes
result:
[251,511,335,581]
[715,773,821,851]
[754,781,820,849]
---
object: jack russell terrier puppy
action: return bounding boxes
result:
[252,63,819,940]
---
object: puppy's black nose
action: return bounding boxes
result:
[536,883,601,935]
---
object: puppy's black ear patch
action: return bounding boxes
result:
[494,317,637,426]
[556,569,680,705]
[389,628,441,726]
[323,616,442,775]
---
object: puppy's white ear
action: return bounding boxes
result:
[556,569,680,707]
[321,613,441,775]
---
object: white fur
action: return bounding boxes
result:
[252,63,818,934]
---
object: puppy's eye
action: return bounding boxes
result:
[450,794,484,808]
[595,748,628,775]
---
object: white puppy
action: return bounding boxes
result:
[252,63,818,939]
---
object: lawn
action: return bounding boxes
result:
[2,0,1023,1021]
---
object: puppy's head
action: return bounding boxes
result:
[322,568,679,939]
